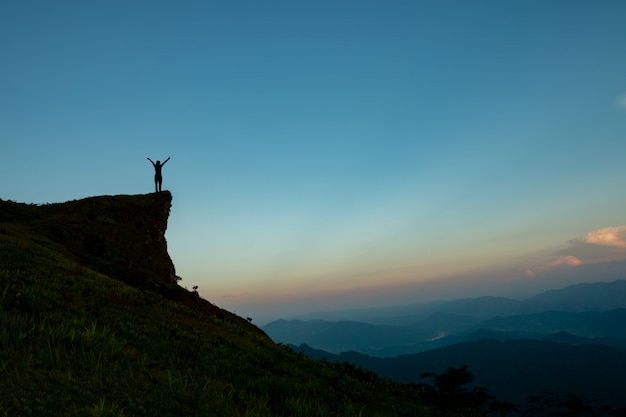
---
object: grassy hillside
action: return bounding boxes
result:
[0,193,438,417]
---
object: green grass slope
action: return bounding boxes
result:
[0,194,433,417]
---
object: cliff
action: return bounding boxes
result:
[0,192,177,288]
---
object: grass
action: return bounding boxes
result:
[0,194,436,416]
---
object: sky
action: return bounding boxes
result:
[2,1,626,324]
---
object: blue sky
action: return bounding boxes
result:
[2,1,626,323]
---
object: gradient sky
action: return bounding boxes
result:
[2,1,626,323]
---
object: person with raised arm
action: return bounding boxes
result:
[147,157,170,193]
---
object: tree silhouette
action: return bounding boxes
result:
[419,365,517,416]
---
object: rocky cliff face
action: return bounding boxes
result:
[1,191,263,324]
[1,192,178,288]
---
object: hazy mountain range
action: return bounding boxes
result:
[263,280,626,408]
[263,279,626,356]
[264,279,626,409]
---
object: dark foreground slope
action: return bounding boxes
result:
[0,194,431,417]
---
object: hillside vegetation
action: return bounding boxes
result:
[0,193,441,417]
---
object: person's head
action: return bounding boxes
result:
[156,160,161,165]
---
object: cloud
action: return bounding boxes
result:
[524,225,626,278]
[575,225,626,248]
[547,255,583,268]
[524,255,583,278]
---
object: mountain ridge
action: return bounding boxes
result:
[264,279,626,356]
[288,279,626,324]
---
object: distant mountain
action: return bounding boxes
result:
[263,319,436,356]
[521,279,626,313]
[542,331,626,349]
[268,308,626,356]
[420,296,523,319]
[264,280,626,356]
[291,279,626,325]
[292,338,626,409]
[471,309,626,338]
[290,297,521,325]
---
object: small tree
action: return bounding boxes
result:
[419,365,516,417]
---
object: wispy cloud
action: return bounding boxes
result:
[523,225,626,278]
[524,255,582,278]
[574,225,626,248]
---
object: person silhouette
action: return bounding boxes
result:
[147,157,170,193]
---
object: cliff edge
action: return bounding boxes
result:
[0,192,177,288]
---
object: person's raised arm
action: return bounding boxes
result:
[162,157,171,166]
[147,157,155,167]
